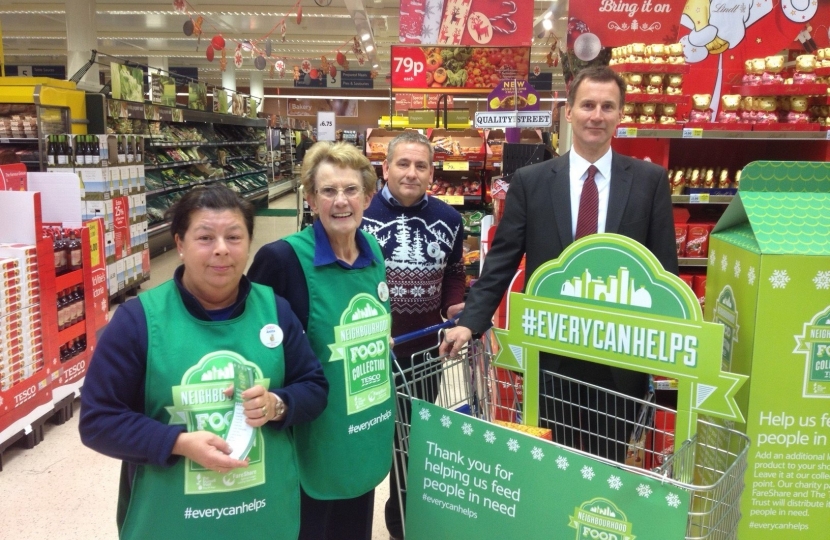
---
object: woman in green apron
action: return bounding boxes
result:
[248,142,393,540]
[80,185,328,539]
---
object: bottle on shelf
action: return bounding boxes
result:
[74,135,84,167]
[46,135,57,167]
[90,135,101,165]
[57,135,69,166]
[75,335,87,356]
[53,228,68,275]
[126,135,135,164]
[57,289,69,330]
[74,285,85,324]
[117,135,126,164]
[135,135,143,164]
[82,135,92,166]
[60,341,70,363]
[67,229,83,272]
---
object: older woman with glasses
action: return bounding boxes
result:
[248,142,393,540]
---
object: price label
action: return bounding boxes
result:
[317,111,336,141]
[492,162,501,168]
[442,161,469,172]
[391,46,428,88]
[689,192,710,204]
[616,127,638,138]
[0,138,9,143]
[682,128,703,139]
[826,130,830,140]
[435,195,464,205]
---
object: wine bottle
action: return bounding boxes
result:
[135,135,143,164]
[117,135,126,164]
[67,229,83,272]
[126,135,135,163]
[46,135,56,167]
[91,135,101,165]
[57,135,69,166]
[53,228,68,275]
[74,135,84,167]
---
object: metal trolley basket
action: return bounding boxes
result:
[391,326,750,540]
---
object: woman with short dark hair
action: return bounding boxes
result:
[80,184,328,539]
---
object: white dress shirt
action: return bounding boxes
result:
[569,148,613,238]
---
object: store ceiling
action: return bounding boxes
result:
[1,0,567,92]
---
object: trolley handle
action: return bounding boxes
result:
[392,312,461,346]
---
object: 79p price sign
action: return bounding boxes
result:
[391,46,428,89]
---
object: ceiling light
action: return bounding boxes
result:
[361,32,371,41]
[544,10,553,19]
[373,63,379,68]
[542,19,553,31]
[366,44,374,52]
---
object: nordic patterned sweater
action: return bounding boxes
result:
[362,192,466,364]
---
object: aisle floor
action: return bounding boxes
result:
[0,192,392,540]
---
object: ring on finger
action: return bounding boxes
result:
[261,405,268,418]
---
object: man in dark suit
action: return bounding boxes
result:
[440,66,678,461]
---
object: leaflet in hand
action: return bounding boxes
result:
[225,362,257,460]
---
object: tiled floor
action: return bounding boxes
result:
[0,192,392,539]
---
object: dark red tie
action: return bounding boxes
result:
[575,165,599,240]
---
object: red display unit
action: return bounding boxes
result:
[48,218,107,412]
[0,191,55,446]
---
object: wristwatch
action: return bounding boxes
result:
[270,392,287,421]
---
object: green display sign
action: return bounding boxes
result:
[705,160,830,538]
[492,234,747,446]
[406,400,690,540]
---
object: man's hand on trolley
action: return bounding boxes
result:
[439,325,472,357]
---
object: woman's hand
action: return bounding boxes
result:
[171,431,249,474]
[224,384,287,427]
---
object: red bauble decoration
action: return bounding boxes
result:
[183,19,194,37]
[329,65,337,78]
[211,35,225,50]
[309,68,319,79]
[336,51,347,67]
[206,45,215,62]
[297,5,303,25]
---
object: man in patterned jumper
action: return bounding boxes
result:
[361,130,466,540]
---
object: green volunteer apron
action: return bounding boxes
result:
[284,227,393,499]
[118,281,299,540]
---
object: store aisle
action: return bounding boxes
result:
[0,193,391,540]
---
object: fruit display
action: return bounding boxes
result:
[425,46,529,89]
[392,45,530,91]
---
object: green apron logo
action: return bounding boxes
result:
[569,498,636,540]
[713,286,739,372]
[329,293,392,415]
[794,305,830,398]
[165,350,271,494]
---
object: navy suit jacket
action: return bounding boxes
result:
[459,150,679,393]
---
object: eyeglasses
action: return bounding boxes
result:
[316,185,363,200]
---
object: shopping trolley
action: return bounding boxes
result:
[390,327,750,540]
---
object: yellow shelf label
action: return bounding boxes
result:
[442,161,470,172]
[435,195,464,205]
[616,127,638,138]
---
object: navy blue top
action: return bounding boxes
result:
[79,266,328,467]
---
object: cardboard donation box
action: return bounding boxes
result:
[704,161,830,539]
